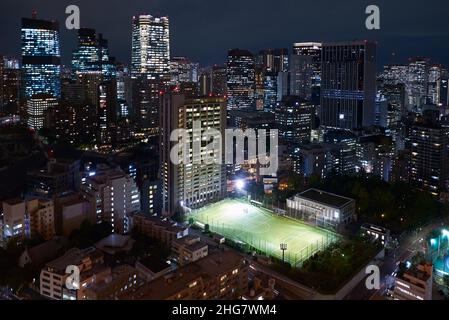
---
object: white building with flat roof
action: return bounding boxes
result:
[286,188,355,230]
[82,167,140,234]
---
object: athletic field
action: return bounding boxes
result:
[187,198,338,266]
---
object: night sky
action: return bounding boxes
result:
[0,0,448,68]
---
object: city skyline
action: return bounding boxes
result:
[1,0,449,67]
[1,0,449,304]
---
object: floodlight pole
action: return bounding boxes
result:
[280,243,287,262]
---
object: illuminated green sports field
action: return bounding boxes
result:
[187,198,338,266]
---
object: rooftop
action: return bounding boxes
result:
[296,188,354,208]
[45,247,103,273]
[121,250,244,300]
[95,234,135,255]
[3,198,24,206]
[137,256,171,274]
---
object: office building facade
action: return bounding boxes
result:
[320,41,376,130]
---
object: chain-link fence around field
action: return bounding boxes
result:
[187,206,338,267]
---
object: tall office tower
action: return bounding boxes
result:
[131,15,169,129]
[77,71,103,110]
[160,94,226,216]
[290,43,322,102]
[131,76,159,130]
[263,71,278,112]
[410,113,449,195]
[83,166,141,234]
[198,71,212,96]
[71,28,98,74]
[381,84,406,126]
[379,64,409,85]
[72,29,116,80]
[97,34,116,80]
[440,74,449,107]
[227,49,255,110]
[21,17,61,98]
[427,65,448,106]
[98,80,118,145]
[257,48,289,73]
[277,71,289,101]
[56,75,98,144]
[131,15,170,82]
[1,57,21,114]
[254,66,265,110]
[116,63,132,118]
[320,41,376,130]
[27,93,58,130]
[211,65,227,96]
[275,96,314,145]
[170,56,199,85]
[375,93,388,128]
[407,57,430,110]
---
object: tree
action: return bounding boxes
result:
[444,275,449,288]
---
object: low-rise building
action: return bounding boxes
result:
[286,188,355,230]
[120,250,249,300]
[360,223,390,247]
[2,198,26,239]
[132,213,188,247]
[27,198,55,240]
[19,236,67,268]
[95,233,135,256]
[83,264,139,300]
[171,235,208,266]
[40,247,106,300]
[2,198,55,240]
[242,277,276,300]
[135,256,174,282]
[393,262,433,300]
[54,193,94,236]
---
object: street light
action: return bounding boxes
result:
[236,179,245,191]
[280,243,287,262]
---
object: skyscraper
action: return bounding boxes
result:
[257,48,289,73]
[409,113,449,195]
[160,94,226,216]
[227,49,255,110]
[1,56,21,115]
[320,41,376,130]
[211,65,227,96]
[170,56,199,85]
[71,28,98,74]
[275,96,314,145]
[131,15,170,130]
[407,57,429,110]
[263,71,279,113]
[71,28,116,81]
[290,42,322,102]
[21,17,61,99]
[131,15,170,82]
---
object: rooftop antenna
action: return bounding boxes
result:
[32,9,37,19]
